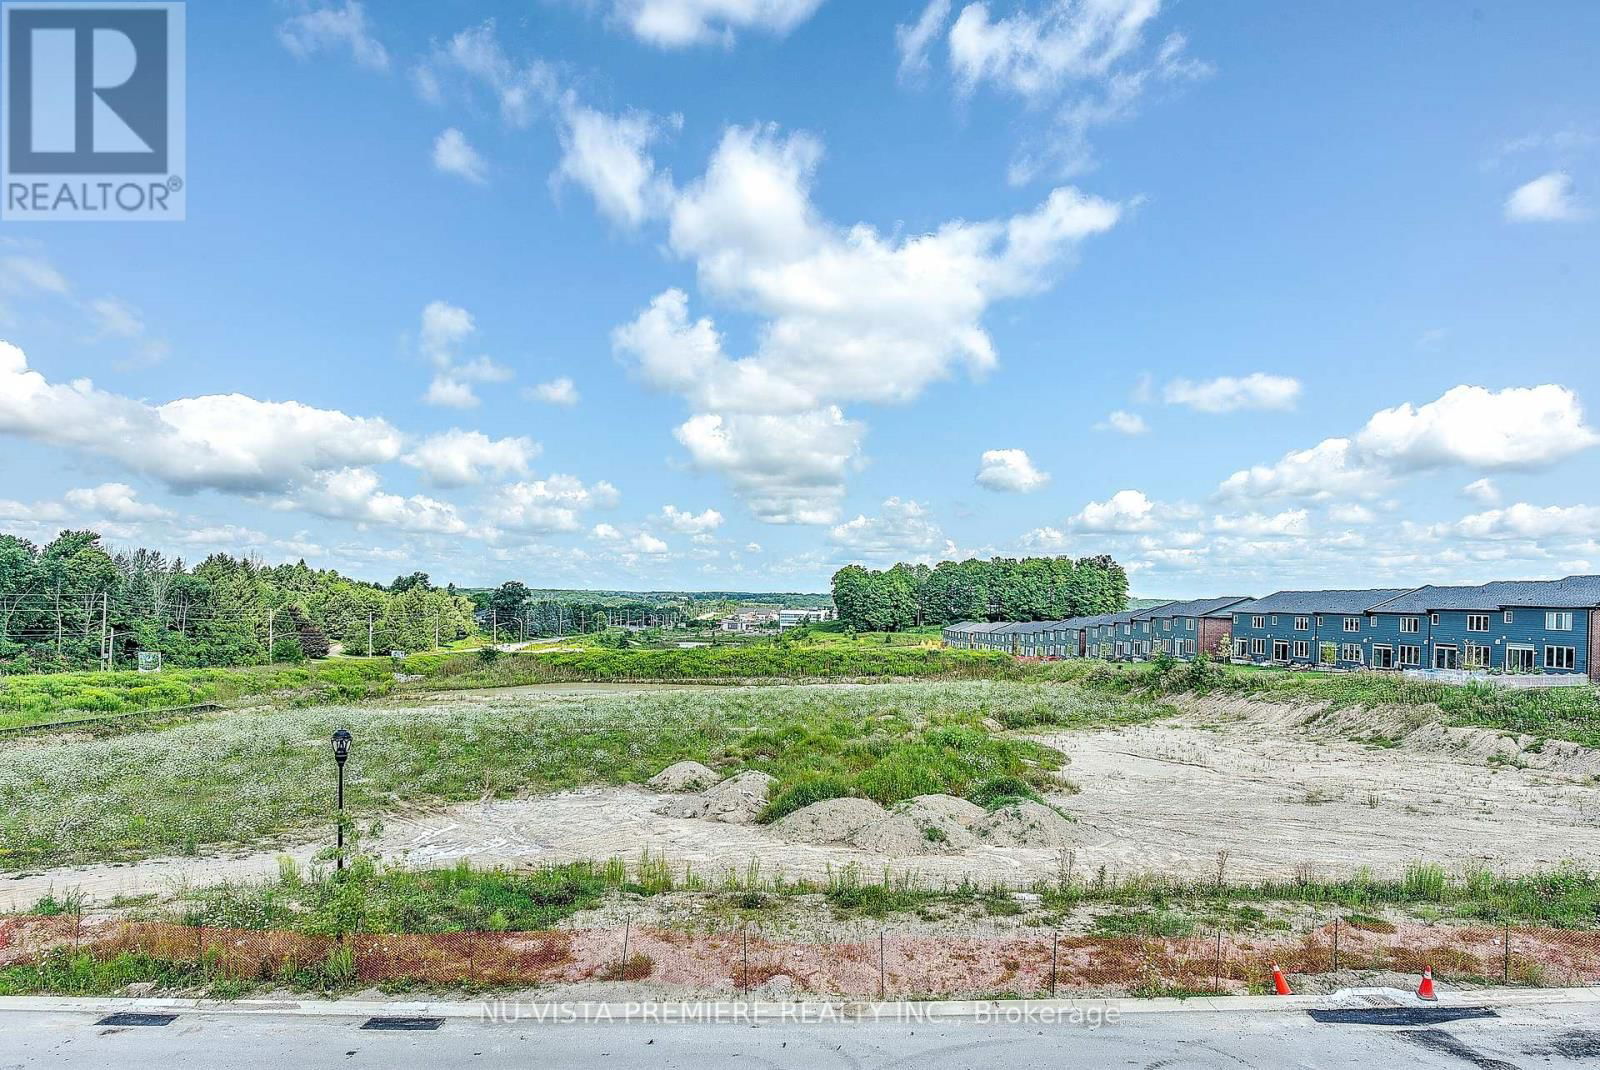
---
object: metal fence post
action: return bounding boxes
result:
[878,930,886,1000]
[742,923,749,994]
[1050,931,1059,997]
[1502,921,1511,983]
[619,916,631,980]
[1213,929,1223,994]
[1331,918,1340,973]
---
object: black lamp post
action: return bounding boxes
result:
[331,728,352,871]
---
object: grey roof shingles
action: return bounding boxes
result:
[1133,596,1251,621]
[1231,589,1414,615]
[1374,576,1600,613]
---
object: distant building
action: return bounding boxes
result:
[777,607,833,629]
[1135,597,1253,659]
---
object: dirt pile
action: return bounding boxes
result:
[647,761,720,792]
[771,793,1072,854]
[654,770,775,824]
[970,801,1076,848]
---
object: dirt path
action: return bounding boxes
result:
[5,693,1597,910]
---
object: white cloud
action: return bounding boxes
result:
[487,475,621,534]
[896,0,953,81]
[413,20,558,127]
[610,123,1119,521]
[631,532,669,554]
[1070,489,1158,533]
[672,408,864,524]
[0,253,69,295]
[1327,503,1375,525]
[1504,171,1588,223]
[975,448,1050,492]
[661,505,724,533]
[0,342,403,494]
[592,523,622,540]
[830,497,943,555]
[402,429,538,488]
[904,0,1210,182]
[1019,525,1070,552]
[527,377,579,406]
[1456,503,1600,540]
[1210,509,1309,537]
[1357,384,1597,472]
[1462,477,1500,505]
[744,541,762,553]
[554,102,676,227]
[1163,373,1301,413]
[63,483,171,521]
[610,0,826,48]
[1096,409,1148,434]
[296,468,467,535]
[88,297,144,339]
[432,128,487,184]
[1221,384,1598,502]
[417,301,513,408]
[278,1,389,71]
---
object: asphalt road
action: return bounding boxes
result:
[3,1003,1598,1069]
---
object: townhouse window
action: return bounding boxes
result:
[1465,643,1492,669]
[1251,616,1266,629]
[1342,617,1360,633]
[1546,612,1574,631]
[1341,643,1363,664]
[1401,617,1419,634]
[1293,640,1311,659]
[1271,615,1279,626]
[1233,638,1248,658]
[1251,638,1267,656]
[1398,644,1421,666]
[1546,646,1577,671]
[1430,613,1440,626]
[1186,619,1194,631]
[1163,619,1172,631]
[1368,615,1378,626]
[1234,614,1242,627]
[1466,614,1490,632]
[1503,610,1514,624]
[1317,615,1325,628]
[1294,617,1310,631]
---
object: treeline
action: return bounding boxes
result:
[0,529,477,675]
[830,556,1129,632]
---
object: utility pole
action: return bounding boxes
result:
[433,612,440,651]
[367,611,374,657]
[491,608,497,647]
[267,608,275,654]
[99,593,109,672]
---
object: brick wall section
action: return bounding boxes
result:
[1590,610,1600,683]
[1198,617,1231,656]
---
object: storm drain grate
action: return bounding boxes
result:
[96,1013,178,1027]
[360,1016,445,1031]
[1308,1006,1498,1026]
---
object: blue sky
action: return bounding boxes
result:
[1,0,1598,597]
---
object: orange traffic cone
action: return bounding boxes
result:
[1417,967,1437,1001]
[1271,964,1292,996]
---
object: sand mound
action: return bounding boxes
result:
[971,801,1075,849]
[773,798,887,844]
[653,770,775,823]
[773,796,975,855]
[890,794,985,850]
[648,761,720,792]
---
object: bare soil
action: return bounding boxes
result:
[5,690,1598,912]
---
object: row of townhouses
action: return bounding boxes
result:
[941,576,1600,682]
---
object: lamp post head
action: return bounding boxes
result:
[331,728,352,765]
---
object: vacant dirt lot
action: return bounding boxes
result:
[4,687,1597,911]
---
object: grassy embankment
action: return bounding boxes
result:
[0,681,1162,870]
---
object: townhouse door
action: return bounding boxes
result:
[1434,645,1459,670]
[1506,646,1535,672]
[1372,646,1394,669]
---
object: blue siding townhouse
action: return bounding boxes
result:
[1229,589,1412,668]
[1137,596,1253,658]
[1368,577,1600,678]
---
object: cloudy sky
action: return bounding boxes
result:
[1,1,1597,596]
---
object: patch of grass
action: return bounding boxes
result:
[1092,909,1196,938]
[966,775,1044,810]
[0,681,1138,869]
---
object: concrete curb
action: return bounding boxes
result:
[1,986,1594,1024]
